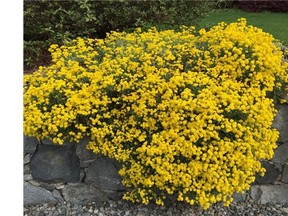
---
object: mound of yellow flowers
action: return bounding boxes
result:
[24,19,288,209]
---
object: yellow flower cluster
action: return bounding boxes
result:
[24,19,288,209]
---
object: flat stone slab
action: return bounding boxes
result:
[24,135,39,154]
[255,161,280,184]
[282,165,288,183]
[24,182,58,206]
[75,137,98,167]
[31,145,80,183]
[273,105,288,143]
[62,184,108,205]
[232,192,247,203]
[272,143,288,166]
[85,157,125,191]
[41,138,75,147]
[250,185,288,205]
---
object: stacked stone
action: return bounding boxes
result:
[24,136,125,207]
[24,104,288,207]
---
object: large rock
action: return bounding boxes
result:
[24,182,58,206]
[273,105,288,143]
[232,192,247,203]
[255,161,280,184]
[41,138,75,147]
[24,135,39,154]
[31,145,80,183]
[75,137,98,167]
[62,184,108,205]
[85,157,125,191]
[272,143,288,166]
[250,185,288,204]
[282,165,288,183]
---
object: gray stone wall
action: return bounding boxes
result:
[24,104,288,207]
[24,136,125,206]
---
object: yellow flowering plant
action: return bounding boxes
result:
[24,19,288,209]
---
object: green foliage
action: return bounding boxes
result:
[214,0,236,9]
[24,0,216,71]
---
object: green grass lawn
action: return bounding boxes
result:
[199,9,288,45]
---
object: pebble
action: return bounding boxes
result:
[282,207,288,213]
[24,198,288,216]
[124,210,130,216]
[29,180,41,187]
[166,208,173,216]
[55,184,65,190]
[24,174,33,181]
[24,154,31,164]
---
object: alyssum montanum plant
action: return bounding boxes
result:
[24,19,288,209]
